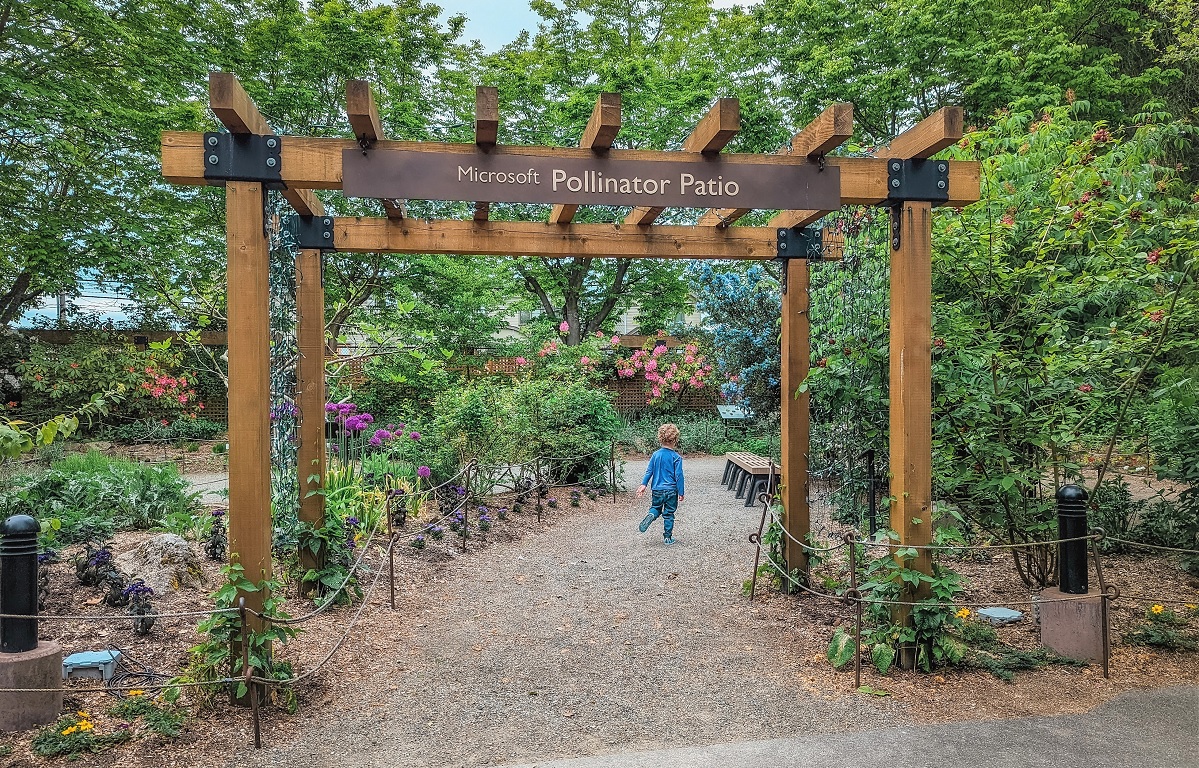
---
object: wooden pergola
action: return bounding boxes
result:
[161,73,979,634]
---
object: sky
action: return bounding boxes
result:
[435,0,756,51]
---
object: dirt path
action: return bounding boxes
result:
[232,456,908,768]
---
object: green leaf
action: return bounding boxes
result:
[827,628,855,669]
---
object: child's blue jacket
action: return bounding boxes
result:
[641,447,684,496]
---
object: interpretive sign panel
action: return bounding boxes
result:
[342,148,840,210]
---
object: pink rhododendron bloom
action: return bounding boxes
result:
[684,355,695,364]
[652,387,661,397]
[559,321,570,332]
[671,382,681,391]
[652,345,664,357]
[515,356,528,366]
[580,356,590,365]
[610,336,620,346]
[594,330,604,338]
[645,359,658,371]
[178,395,188,404]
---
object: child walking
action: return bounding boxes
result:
[636,423,685,545]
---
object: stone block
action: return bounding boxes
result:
[0,640,63,732]
[1039,587,1104,663]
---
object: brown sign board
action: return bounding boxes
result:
[342,148,840,210]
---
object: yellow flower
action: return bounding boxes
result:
[955,608,971,619]
[77,721,94,732]
[61,726,77,736]
[1187,604,1197,611]
[1151,604,1165,615]
[128,689,145,696]
[76,710,88,718]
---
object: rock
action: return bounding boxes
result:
[977,606,1024,626]
[115,534,202,594]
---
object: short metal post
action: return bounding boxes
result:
[386,493,396,611]
[748,493,769,600]
[610,441,617,503]
[846,532,862,690]
[1,514,40,653]
[1089,533,1116,679]
[237,595,261,746]
[1056,485,1089,593]
[865,449,878,537]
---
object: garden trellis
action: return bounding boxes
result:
[159,73,980,640]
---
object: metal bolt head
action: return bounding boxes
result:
[891,178,901,188]
[779,242,788,250]
[322,231,332,240]
[892,238,900,249]
[207,135,219,147]
[266,157,277,168]
[266,137,278,149]
[937,180,946,189]
[777,228,787,239]
[891,161,901,172]
[938,163,947,173]
[207,154,219,165]
[323,218,332,226]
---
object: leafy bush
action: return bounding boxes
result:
[618,415,779,457]
[0,451,200,546]
[432,379,622,478]
[101,418,226,443]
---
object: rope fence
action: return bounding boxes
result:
[4,446,622,746]
[745,490,1198,690]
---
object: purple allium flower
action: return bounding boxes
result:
[369,435,383,447]
[373,429,392,441]
[360,413,374,424]
[387,423,396,431]
[122,581,154,597]
[212,508,226,517]
[408,431,420,440]
[479,514,492,523]
[346,516,360,527]
[325,403,338,413]
[417,465,431,479]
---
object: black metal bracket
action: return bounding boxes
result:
[774,227,827,294]
[285,215,336,251]
[885,158,949,203]
[202,132,283,186]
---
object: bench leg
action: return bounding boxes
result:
[722,459,734,486]
[745,478,762,506]
[735,470,752,499]
[727,467,743,493]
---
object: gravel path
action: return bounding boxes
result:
[184,471,228,504]
[232,456,907,768]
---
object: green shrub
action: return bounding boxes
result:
[101,418,226,443]
[0,451,201,547]
[619,415,779,457]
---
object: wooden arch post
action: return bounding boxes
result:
[206,73,327,659]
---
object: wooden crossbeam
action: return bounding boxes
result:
[209,72,271,135]
[705,103,853,230]
[792,102,854,157]
[475,86,499,148]
[473,201,490,221]
[345,80,403,220]
[334,218,779,260]
[550,93,621,224]
[767,209,824,230]
[888,106,963,160]
[208,72,322,217]
[626,98,740,226]
[161,132,982,206]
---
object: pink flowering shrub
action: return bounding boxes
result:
[616,338,714,406]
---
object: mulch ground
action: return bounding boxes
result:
[1,455,1195,768]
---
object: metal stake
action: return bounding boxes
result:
[748,492,769,600]
[845,532,862,690]
[386,493,396,610]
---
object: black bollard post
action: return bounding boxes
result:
[1056,485,1089,594]
[1,514,40,653]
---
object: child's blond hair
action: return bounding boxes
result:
[657,423,680,448]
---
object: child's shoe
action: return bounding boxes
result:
[638,513,655,533]
[663,536,677,546]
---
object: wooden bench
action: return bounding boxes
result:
[721,452,779,507]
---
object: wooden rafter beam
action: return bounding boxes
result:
[472,86,500,221]
[888,106,963,160]
[767,209,825,230]
[550,93,621,224]
[706,102,853,230]
[626,98,740,226]
[475,86,499,148]
[345,79,403,220]
[161,132,982,207]
[208,71,322,217]
[334,218,778,260]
